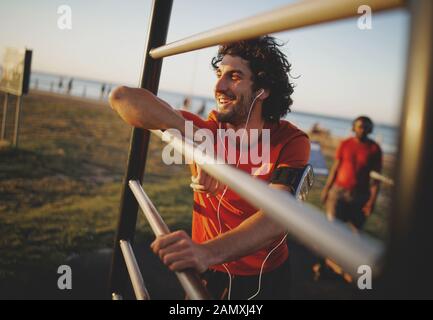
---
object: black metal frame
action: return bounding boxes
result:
[108,0,173,298]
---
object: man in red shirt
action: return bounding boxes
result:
[109,36,310,299]
[321,116,382,231]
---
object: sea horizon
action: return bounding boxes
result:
[29,70,399,154]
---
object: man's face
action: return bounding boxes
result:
[214,55,255,125]
[353,119,369,139]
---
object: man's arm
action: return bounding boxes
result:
[362,180,380,217]
[363,146,383,216]
[109,86,186,132]
[321,160,340,204]
[150,183,289,273]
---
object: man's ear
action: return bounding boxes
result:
[256,88,270,100]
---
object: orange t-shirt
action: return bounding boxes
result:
[180,110,310,275]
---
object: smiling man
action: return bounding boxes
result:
[109,36,310,299]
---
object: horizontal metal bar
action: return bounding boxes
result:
[370,171,395,186]
[129,180,211,300]
[119,240,150,300]
[151,129,385,278]
[150,0,405,59]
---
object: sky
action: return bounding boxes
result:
[0,0,410,125]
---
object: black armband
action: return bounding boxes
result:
[270,166,306,195]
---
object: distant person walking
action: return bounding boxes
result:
[321,116,383,232]
[181,97,191,111]
[67,78,74,95]
[100,83,106,99]
[197,100,206,117]
[58,77,64,93]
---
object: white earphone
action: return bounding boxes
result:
[256,89,265,99]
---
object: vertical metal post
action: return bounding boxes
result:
[13,95,22,147]
[108,0,173,298]
[379,0,433,299]
[1,93,8,141]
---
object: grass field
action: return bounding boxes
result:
[0,92,195,298]
[0,92,392,299]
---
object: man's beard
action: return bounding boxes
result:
[216,94,253,125]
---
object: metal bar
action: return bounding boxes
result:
[129,180,211,300]
[108,0,173,298]
[119,240,150,300]
[13,96,22,147]
[150,0,405,59]
[129,181,169,237]
[1,93,8,141]
[151,129,384,278]
[379,0,433,299]
[370,171,394,186]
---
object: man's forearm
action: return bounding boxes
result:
[109,86,186,132]
[368,182,380,206]
[324,162,339,190]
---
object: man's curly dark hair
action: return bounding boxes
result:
[211,36,294,122]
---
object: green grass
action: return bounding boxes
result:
[0,93,193,288]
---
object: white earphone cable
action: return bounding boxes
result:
[215,89,285,300]
[217,92,259,300]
